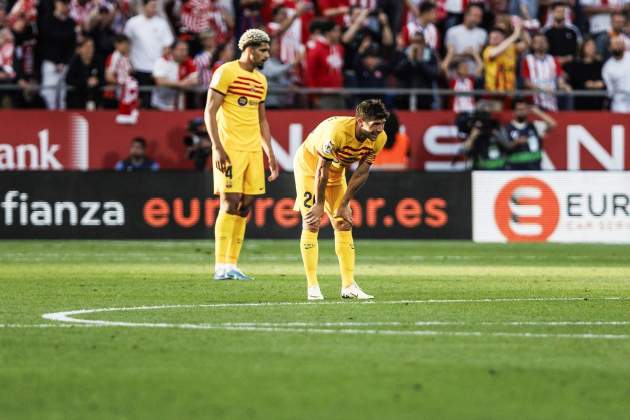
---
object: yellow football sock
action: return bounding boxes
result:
[334,230,355,288]
[227,215,247,265]
[300,229,319,287]
[214,210,236,266]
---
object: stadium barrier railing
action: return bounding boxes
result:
[0,84,620,111]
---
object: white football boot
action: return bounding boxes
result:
[307,285,324,301]
[341,282,374,300]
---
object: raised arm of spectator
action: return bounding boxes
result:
[516,25,531,54]
[274,2,309,38]
[342,8,370,44]
[472,49,483,78]
[486,23,522,59]
[321,0,349,19]
[405,0,421,20]
[581,0,618,16]
[379,11,394,47]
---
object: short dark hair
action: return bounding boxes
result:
[550,1,567,9]
[355,99,389,122]
[420,2,436,14]
[171,39,188,49]
[465,3,484,15]
[114,34,129,44]
[320,19,337,35]
[132,137,147,148]
[308,18,327,34]
[142,0,156,6]
[513,97,528,108]
[532,32,547,40]
[77,36,94,47]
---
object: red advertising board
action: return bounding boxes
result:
[0,110,627,171]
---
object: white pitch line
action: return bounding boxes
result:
[32,297,630,340]
[40,296,630,324]
[6,321,628,330]
[0,324,101,328]
[7,322,630,340]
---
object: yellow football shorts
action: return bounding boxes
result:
[213,148,265,195]
[293,156,347,218]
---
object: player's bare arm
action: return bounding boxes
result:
[258,102,279,181]
[204,89,230,173]
[335,159,371,227]
[304,156,332,229]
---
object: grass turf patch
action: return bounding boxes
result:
[1,240,630,420]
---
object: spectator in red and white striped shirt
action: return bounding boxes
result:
[193,30,216,89]
[179,0,211,35]
[70,0,98,33]
[398,1,439,51]
[266,1,311,64]
[521,33,571,111]
[104,34,133,107]
[449,59,477,113]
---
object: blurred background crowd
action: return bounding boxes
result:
[1,0,629,111]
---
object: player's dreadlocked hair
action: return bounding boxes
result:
[238,29,271,51]
[355,99,390,122]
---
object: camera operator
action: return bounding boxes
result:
[504,99,557,170]
[457,103,511,170]
[184,117,212,171]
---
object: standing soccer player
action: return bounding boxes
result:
[205,29,279,280]
[294,99,389,300]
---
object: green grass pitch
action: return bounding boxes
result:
[1,239,630,420]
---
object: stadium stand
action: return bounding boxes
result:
[0,0,627,111]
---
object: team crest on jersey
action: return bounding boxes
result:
[237,96,248,106]
[321,141,334,155]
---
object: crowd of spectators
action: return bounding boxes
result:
[1,0,630,111]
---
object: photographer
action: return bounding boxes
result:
[184,117,212,171]
[504,99,557,170]
[457,104,511,170]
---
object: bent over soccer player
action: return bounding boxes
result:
[205,29,279,280]
[294,99,389,300]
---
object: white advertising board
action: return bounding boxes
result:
[473,172,630,243]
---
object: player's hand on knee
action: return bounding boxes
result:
[333,217,352,231]
[334,205,353,227]
[305,203,324,228]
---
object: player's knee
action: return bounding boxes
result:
[222,199,240,214]
[333,219,352,231]
[302,220,319,233]
[238,206,250,218]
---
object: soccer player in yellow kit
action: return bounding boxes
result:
[293,99,389,300]
[205,29,279,280]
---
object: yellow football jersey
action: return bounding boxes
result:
[296,116,387,185]
[210,60,268,151]
[483,44,516,92]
